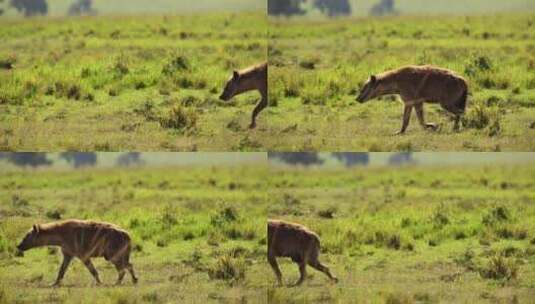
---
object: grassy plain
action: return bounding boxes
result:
[0,165,269,303]
[0,12,267,151]
[267,163,535,303]
[269,14,535,151]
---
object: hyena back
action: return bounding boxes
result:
[268,219,337,286]
[17,219,138,286]
[219,62,267,129]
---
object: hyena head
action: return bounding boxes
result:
[219,71,241,101]
[17,225,41,254]
[357,75,380,103]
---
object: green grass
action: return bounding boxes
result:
[266,163,535,303]
[269,14,535,151]
[0,12,268,151]
[0,165,269,303]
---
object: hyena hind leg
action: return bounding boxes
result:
[415,103,438,131]
[308,259,338,283]
[115,268,126,285]
[82,259,102,285]
[126,263,138,284]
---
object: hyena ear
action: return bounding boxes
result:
[32,225,39,233]
[371,75,377,83]
[233,71,240,79]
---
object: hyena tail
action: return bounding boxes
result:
[456,87,468,114]
[308,235,322,262]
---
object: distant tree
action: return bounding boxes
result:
[314,0,351,17]
[68,0,96,16]
[10,0,48,17]
[268,0,305,16]
[269,152,324,166]
[370,0,396,17]
[59,153,97,168]
[116,153,144,167]
[332,153,369,167]
[388,152,414,166]
[0,153,51,167]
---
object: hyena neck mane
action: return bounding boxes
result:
[375,72,402,96]
[237,67,265,94]
[33,224,64,248]
[236,73,258,94]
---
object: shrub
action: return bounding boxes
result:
[46,208,62,220]
[384,292,414,304]
[317,206,337,219]
[479,254,518,281]
[226,118,242,132]
[159,105,197,130]
[142,291,160,303]
[180,95,200,107]
[387,234,401,250]
[464,55,493,76]
[301,88,327,105]
[133,100,158,121]
[0,55,16,70]
[462,102,501,133]
[112,55,129,77]
[162,55,189,75]
[431,205,449,229]
[482,206,510,226]
[299,58,318,70]
[223,224,256,240]
[208,253,246,283]
[0,231,13,256]
[281,75,302,98]
[50,81,83,100]
[211,207,239,227]
[477,75,510,90]
[0,87,23,105]
[161,205,178,227]
[454,247,477,271]
[268,86,283,107]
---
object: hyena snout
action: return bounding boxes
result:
[15,247,24,257]
[219,93,228,101]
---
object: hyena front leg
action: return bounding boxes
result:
[268,252,283,286]
[415,103,438,131]
[250,93,267,129]
[53,254,73,287]
[395,105,413,135]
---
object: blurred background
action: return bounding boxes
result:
[3,153,535,170]
[268,0,535,17]
[0,0,266,17]
[0,152,265,170]
[269,152,535,167]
